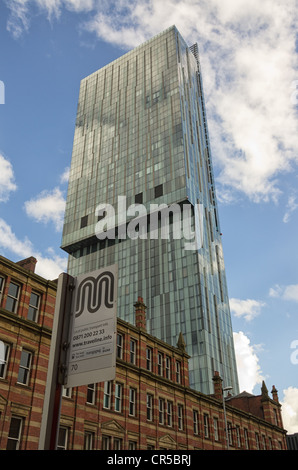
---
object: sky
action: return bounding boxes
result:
[0,0,297,434]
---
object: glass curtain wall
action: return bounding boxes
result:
[62,26,239,395]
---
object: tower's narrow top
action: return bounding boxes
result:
[82,25,190,81]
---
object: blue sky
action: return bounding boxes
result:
[0,1,297,433]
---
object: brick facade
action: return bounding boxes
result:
[0,256,287,450]
[0,255,57,450]
[58,300,287,451]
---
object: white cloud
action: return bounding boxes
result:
[6,1,297,203]
[281,387,298,434]
[0,217,67,279]
[283,194,298,223]
[284,285,298,302]
[34,248,67,279]
[64,0,95,12]
[5,0,94,38]
[269,283,298,303]
[233,331,264,393]
[60,167,70,184]
[268,284,283,298]
[0,156,68,276]
[230,298,265,321]
[24,187,66,231]
[5,0,31,38]
[0,217,33,258]
[0,153,17,202]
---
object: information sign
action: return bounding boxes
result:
[65,265,118,388]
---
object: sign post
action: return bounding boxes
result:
[39,272,74,450]
[65,265,118,388]
[39,265,118,450]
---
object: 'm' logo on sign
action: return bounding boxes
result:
[75,271,115,318]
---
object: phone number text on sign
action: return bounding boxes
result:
[69,318,114,366]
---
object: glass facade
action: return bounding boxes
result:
[62,26,239,395]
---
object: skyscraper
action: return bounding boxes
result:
[61,26,239,395]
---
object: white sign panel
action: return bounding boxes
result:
[65,265,118,388]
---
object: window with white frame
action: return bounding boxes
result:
[102,436,111,450]
[175,361,181,383]
[6,416,23,450]
[167,401,173,427]
[115,383,123,412]
[147,394,153,421]
[0,276,5,303]
[244,428,249,449]
[157,352,163,376]
[178,404,184,430]
[57,426,69,450]
[117,334,124,359]
[146,347,152,371]
[213,417,219,441]
[130,339,137,364]
[159,398,165,424]
[129,387,136,416]
[236,425,241,447]
[17,349,32,385]
[84,431,94,450]
[227,422,233,446]
[62,386,72,398]
[27,292,40,322]
[114,438,122,450]
[165,355,171,379]
[203,414,209,438]
[87,383,96,404]
[5,281,20,313]
[0,341,10,379]
[193,410,199,434]
[103,381,112,409]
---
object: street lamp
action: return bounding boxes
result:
[223,385,233,450]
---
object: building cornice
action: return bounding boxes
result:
[0,255,58,288]
[0,307,52,338]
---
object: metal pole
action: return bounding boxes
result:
[223,393,229,450]
[223,386,232,450]
[39,273,74,450]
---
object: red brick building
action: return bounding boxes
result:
[0,256,287,450]
[58,297,287,450]
[0,255,57,450]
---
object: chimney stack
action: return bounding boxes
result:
[16,257,37,273]
[134,297,147,330]
[213,371,223,401]
[271,385,279,402]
